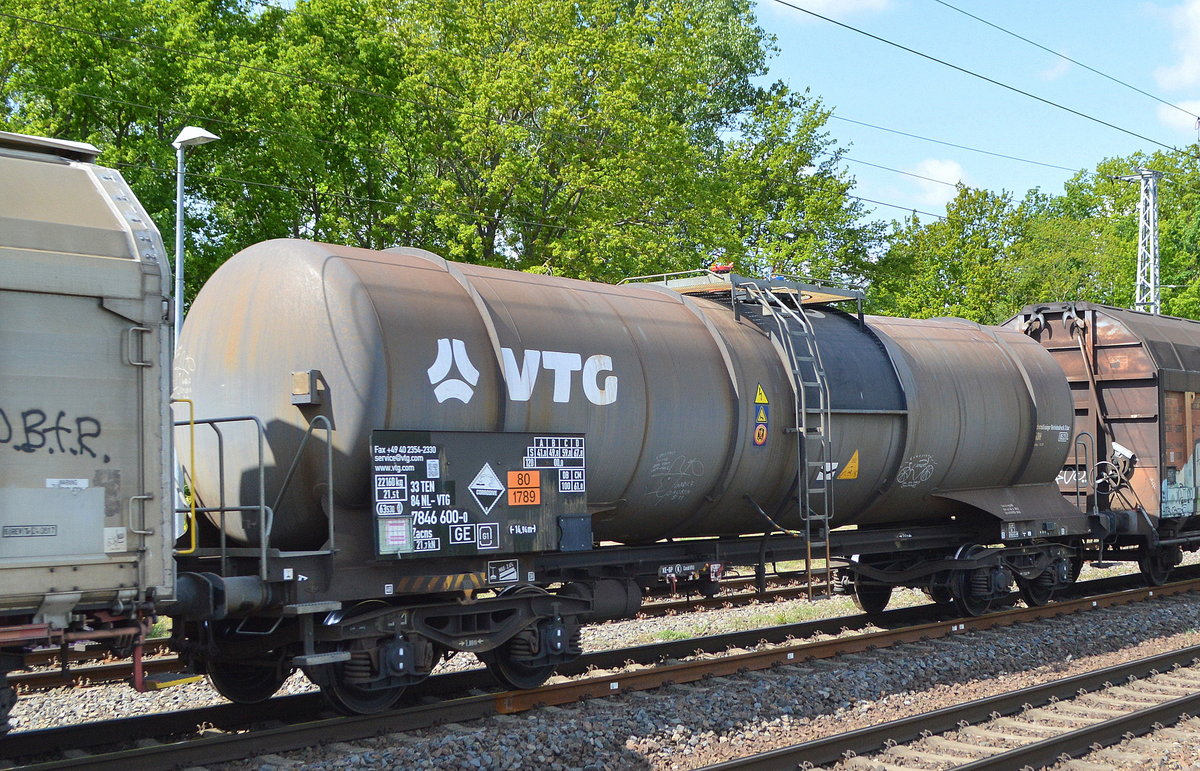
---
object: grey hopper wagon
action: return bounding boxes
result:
[0,131,175,733]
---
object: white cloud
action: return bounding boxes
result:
[908,158,966,209]
[1154,0,1200,90]
[1156,100,1200,136]
[1039,57,1072,82]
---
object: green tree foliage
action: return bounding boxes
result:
[0,0,880,297]
[718,84,883,285]
[869,142,1200,323]
[1057,151,1200,319]
[871,186,1027,323]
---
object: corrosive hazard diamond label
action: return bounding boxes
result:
[468,463,505,515]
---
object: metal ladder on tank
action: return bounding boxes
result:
[738,280,835,600]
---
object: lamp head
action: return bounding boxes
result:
[172,126,220,149]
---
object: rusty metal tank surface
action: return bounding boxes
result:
[178,240,1077,550]
[847,315,1078,527]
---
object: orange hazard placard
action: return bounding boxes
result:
[507,470,541,506]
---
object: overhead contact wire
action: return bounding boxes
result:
[930,0,1200,122]
[771,0,1178,152]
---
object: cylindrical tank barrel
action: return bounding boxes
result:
[177,240,1075,550]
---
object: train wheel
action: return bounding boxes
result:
[950,566,992,617]
[1138,545,1180,586]
[852,581,892,614]
[482,642,558,691]
[922,573,954,606]
[306,655,405,715]
[482,585,561,691]
[207,660,288,704]
[1016,572,1054,607]
[951,579,991,616]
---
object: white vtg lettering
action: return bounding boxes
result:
[500,347,618,406]
[429,337,618,406]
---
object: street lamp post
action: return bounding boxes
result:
[172,126,220,342]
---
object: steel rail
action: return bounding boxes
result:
[17,640,172,676]
[11,567,1174,693]
[696,643,1200,769]
[5,583,865,694]
[7,576,1200,768]
[956,689,1200,770]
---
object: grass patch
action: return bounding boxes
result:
[150,617,173,638]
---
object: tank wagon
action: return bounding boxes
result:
[168,239,1092,712]
[1007,302,1200,582]
[0,132,175,732]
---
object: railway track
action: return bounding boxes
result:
[702,643,1200,770]
[9,566,1174,693]
[7,572,833,692]
[5,574,1198,769]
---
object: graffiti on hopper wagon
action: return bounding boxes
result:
[0,408,109,462]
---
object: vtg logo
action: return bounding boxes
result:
[427,338,618,406]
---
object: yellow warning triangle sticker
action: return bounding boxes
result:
[754,384,769,404]
[755,406,768,423]
[837,450,860,480]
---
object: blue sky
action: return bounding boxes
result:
[752,0,1200,221]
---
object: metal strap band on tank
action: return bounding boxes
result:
[980,322,1043,485]
[636,284,741,398]
[855,320,917,493]
[397,248,510,431]
[636,284,748,536]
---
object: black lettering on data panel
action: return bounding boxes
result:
[371,430,588,560]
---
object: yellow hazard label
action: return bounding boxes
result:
[755,405,768,423]
[837,450,860,480]
[754,384,769,404]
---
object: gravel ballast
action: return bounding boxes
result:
[12,571,1200,769]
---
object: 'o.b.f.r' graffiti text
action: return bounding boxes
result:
[0,407,109,463]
